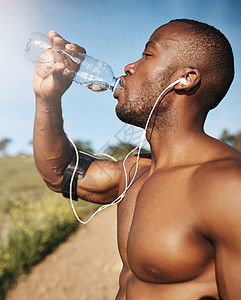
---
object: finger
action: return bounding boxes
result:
[65,43,86,54]
[52,62,75,82]
[48,30,57,40]
[48,31,86,54]
[51,62,65,78]
[48,30,70,48]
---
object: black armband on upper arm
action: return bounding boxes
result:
[61,149,103,201]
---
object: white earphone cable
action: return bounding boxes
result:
[67,78,184,224]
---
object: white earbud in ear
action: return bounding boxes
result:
[166,78,187,90]
[178,78,187,85]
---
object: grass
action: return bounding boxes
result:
[0,155,97,299]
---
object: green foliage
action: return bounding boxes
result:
[73,140,94,153]
[0,156,46,215]
[0,138,11,156]
[220,129,241,151]
[0,141,150,297]
[0,155,97,299]
[106,142,150,160]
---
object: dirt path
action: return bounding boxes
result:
[5,206,122,300]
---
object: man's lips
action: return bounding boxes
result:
[113,86,124,99]
[113,76,125,99]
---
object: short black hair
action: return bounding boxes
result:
[169,19,234,111]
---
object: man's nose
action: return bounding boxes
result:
[124,59,140,75]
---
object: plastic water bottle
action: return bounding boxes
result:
[25,32,121,92]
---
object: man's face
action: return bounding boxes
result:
[114,22,185,129]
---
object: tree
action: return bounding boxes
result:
[106,142,150,160]
[0,138,11,156]
[220,129,241,152]
[233,132,241,151]
[73,140,94,153]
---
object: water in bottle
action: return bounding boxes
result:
[25,32,121,92]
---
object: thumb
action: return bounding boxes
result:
[52,62,74,92]
[52,62,66,80]
[52,62,75,81]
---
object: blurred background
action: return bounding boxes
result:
[0,0,241,298]
[0,0,241,155]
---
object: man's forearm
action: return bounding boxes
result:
[33,95,73,192]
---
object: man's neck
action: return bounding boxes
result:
[147,124,206,172]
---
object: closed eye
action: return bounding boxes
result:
[142,52,152,57]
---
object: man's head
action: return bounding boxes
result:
[168,19,234,110]
[115,19,234,129]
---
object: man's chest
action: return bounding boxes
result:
[117,167,215,283]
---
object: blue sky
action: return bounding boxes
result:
[0,0,241,155]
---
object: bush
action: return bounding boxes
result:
[0,191,96,299]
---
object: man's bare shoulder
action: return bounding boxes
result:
[196,155,241,181]
[192,147,241,239]
[124,152,151,171]
[193,143,241,197]
[119,152,151,183]
[192,136,241,184]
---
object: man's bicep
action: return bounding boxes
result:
[76,159,123,204]
[215,237,241,299]
[210,176,241,299]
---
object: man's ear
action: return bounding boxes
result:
[174,68,201,92]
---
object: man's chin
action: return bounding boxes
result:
[115,105,145,129]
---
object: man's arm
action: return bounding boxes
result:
[33,31,122,203]
[202,161,241,299]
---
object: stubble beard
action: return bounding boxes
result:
[115,77,172,131]
[115,97,149,129]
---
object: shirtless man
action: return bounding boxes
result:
[32,19,241,299]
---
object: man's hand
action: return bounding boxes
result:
[33,30,86,101]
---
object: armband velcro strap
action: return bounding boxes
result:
[61,150,103,201]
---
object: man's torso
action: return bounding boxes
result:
[115,154,232,300]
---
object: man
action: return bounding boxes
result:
[32,19,241,299]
